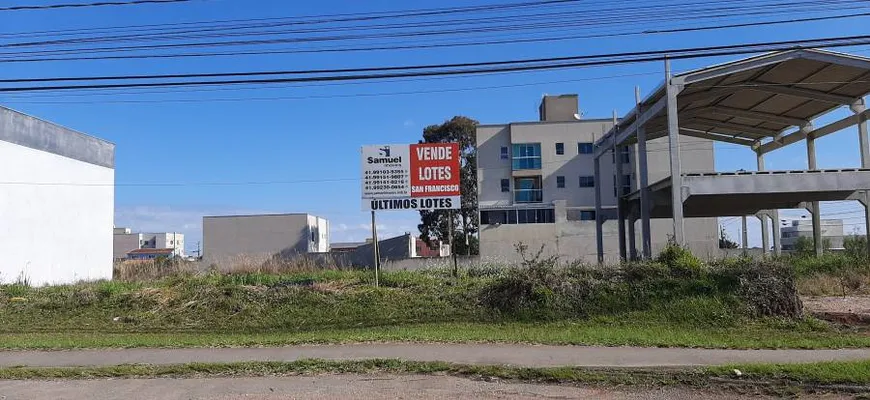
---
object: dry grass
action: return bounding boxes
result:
[113,254,352,283]
[113,260,194,282]
[797,271,870,297]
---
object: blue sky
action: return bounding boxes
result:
[0,0,868,251]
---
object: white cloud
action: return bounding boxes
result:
[403,119,416,128]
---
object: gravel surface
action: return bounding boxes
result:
[0,375,854,400]
[3,344,870,368]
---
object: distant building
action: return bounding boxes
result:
[202,213,329,262]
[330,241,367,254]
[0,106,115,286]
[781,219,845,251]
[329,234,450,267]
[414,237,451,258]
[476,95,718,263]
[127,248,177,260]
[113,228,184,260]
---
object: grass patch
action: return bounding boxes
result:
[1,358,868,394]
[1,319,868,350]
[0,359,704,385]
[1,250,865,350]
[708,360,870,385]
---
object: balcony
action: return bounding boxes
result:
[512,143,541,171]
[514,176,543,203]
[514,189,543,203]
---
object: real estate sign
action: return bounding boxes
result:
[361,143,461,211]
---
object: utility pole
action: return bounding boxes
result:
[449,210,457,278]
[371,211,380,287]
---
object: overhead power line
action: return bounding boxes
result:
[0,0,199,12]
[1,35,869,93]
[4,10,869,64]
[0,0,862,65]
[1,0,851,50]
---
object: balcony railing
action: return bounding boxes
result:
[512,157,542,170]
[514,189,543,203]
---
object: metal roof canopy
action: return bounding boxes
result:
[594,49,870,156]
[590,49,870,263]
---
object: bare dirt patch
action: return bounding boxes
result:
[803,296,870,326]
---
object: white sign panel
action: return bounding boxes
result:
[361,144,411,199]
[361,143,461,211]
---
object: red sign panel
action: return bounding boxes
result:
[409,143,461,198]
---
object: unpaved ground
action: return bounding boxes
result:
[803,296,870,326]
[3,344,870,368]
[0,375,854,400]
[803,296,870,314]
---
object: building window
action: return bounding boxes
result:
[556,176,565,188]
[512,143,542,170]
[311,231,317,242]
[500,146,509,160]
[555,143,564,155]
[579,176,595,188]
[481,209,555,225]
[578,142,594,154]
[500,179,510,193]
[620,147,631,164]
[514,176,543,203]
[622,174,632,195]
[580,210,596,221]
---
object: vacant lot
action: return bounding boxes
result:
[2,246,869,350]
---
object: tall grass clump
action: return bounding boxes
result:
[480,243,802,324]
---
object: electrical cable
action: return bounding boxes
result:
[0,0,200,12]
[2,34,869,85]
[2,36,870,93]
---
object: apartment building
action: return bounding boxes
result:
[781,218,845,251]
[113,227,185,260]
[477,95,719,263]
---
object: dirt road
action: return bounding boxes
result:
[0,375,852,400]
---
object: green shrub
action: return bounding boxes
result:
[843,235,868,261]
[656,242,704,278]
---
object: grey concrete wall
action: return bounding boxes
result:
[539,95,580,122]
[203,214,314,262]
[0,106,115,168]
[477,125,513,208]
[334,234,414,267]
[113,233,141,260]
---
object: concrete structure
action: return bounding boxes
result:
[0,106,115,286]
[593,49,870,261]
[127,248,177,261]
[781,218,845,251]
[113,228,184,260]
[202,213,329,262]
[477,95,718,263]
[330,234,450,267]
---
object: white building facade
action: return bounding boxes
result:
[781,219,845,251]
[0,106,115,286]
[477,95,719,263]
